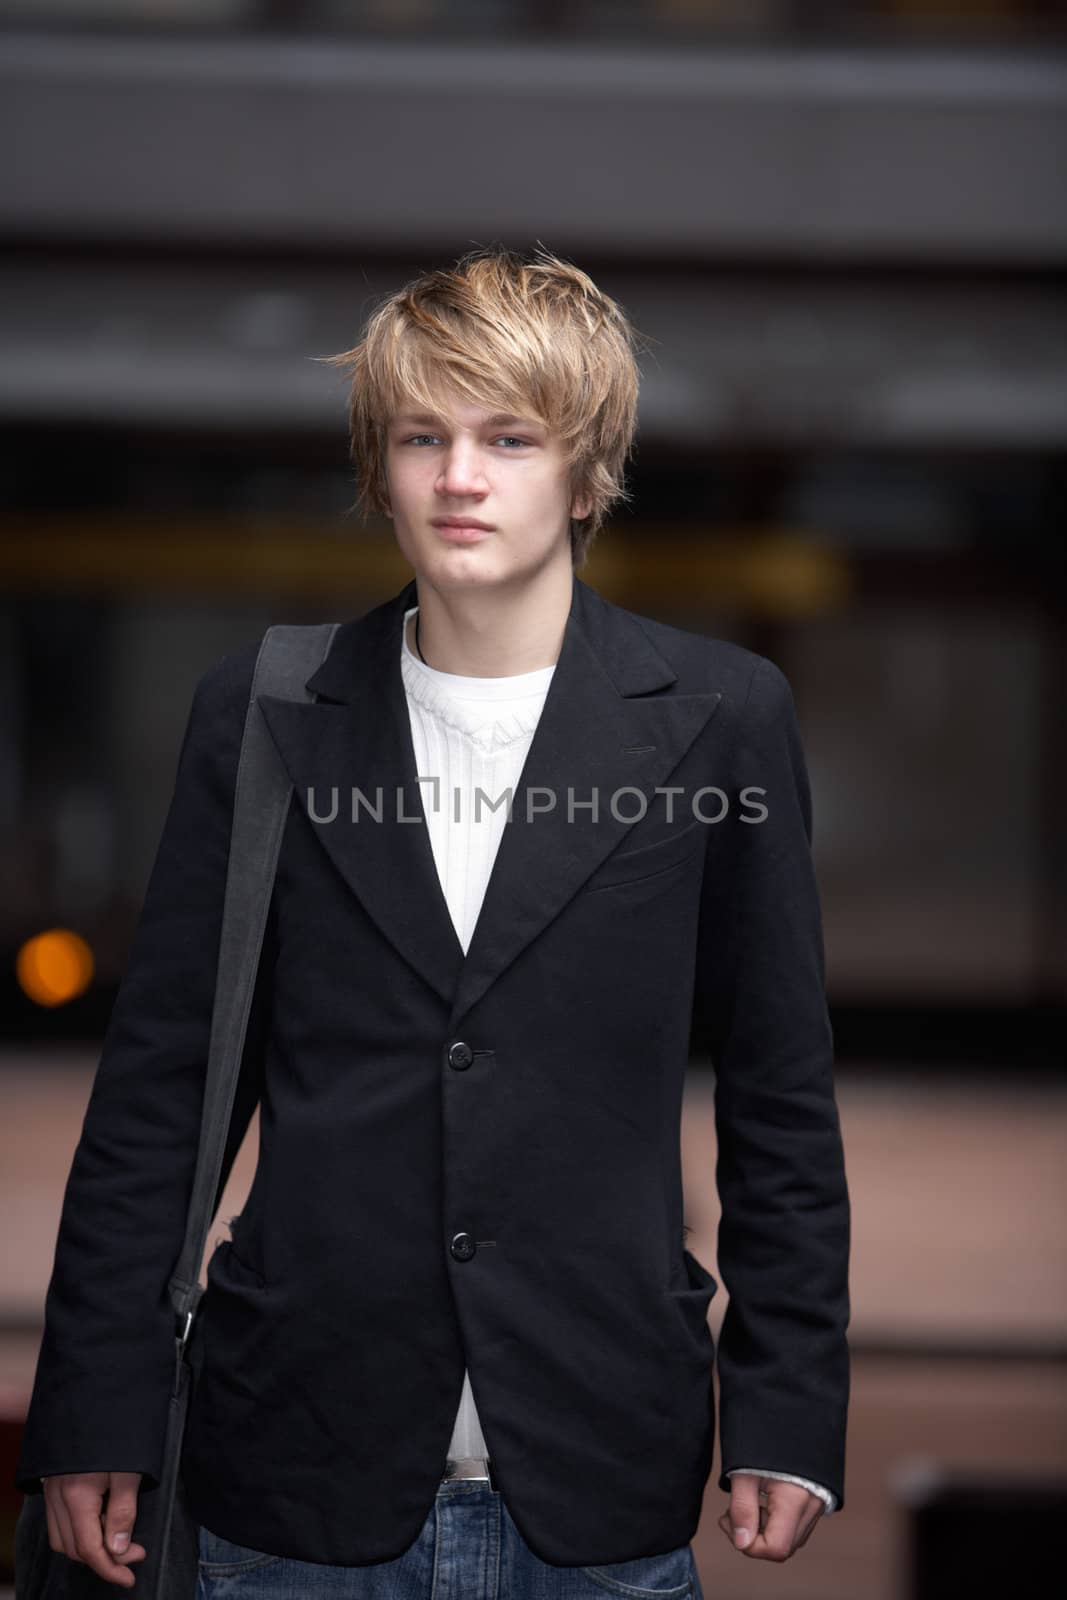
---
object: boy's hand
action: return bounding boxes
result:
[718,1473,826,1561]
[42,1471,147,1587]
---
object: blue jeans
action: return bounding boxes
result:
[197,1477,704,1599]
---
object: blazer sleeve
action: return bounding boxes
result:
[14,642,273,1496]
[693,654,851,1513]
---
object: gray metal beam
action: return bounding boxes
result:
[2,34,1066,263]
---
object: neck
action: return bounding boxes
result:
[408,567,574,677]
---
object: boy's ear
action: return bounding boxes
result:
[570,488,592,522]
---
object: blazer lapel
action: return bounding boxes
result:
[256,577,466,1011]
[256,574,723,1030]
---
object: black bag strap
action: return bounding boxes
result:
[166,621,340,1373]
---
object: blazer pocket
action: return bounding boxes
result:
[582,816,707,894]
[208,1237,266,1292]
[671,1246,719,1301]
[666,1248,719,1347]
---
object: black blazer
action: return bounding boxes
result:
[15,574,850,1567]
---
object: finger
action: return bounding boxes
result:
[718,1509,745,1549]
[793,1504,826,1549]
[111,1542,148,1570]
[778,1487,826,1551]
[46,1484,77,1558]
[718,1508,762,1549]
[103,1472,142,1562]
[725,1476,762,1551]
[41,1481,63,1555]
[745,1491,804,1563]
[65,1489,136,1588]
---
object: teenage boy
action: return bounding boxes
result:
[17,245,850,1595]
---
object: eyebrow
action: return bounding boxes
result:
[391,411,543,430]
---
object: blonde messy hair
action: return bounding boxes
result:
[321,243,646,568]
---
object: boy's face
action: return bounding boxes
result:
[383,392,591,595]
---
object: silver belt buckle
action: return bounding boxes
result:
[443,1455,495,1489]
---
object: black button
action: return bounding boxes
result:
[448,1041,474,1070]
[450,1232,477,1262]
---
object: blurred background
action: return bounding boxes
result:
[1,3,1065,1596]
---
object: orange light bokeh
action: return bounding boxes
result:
[16,928,95,1008]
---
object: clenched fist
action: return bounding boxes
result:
[719,1473,826,1562]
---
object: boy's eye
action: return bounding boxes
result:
[402,434,532,448]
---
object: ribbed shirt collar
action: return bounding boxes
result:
[399,605,555,752]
